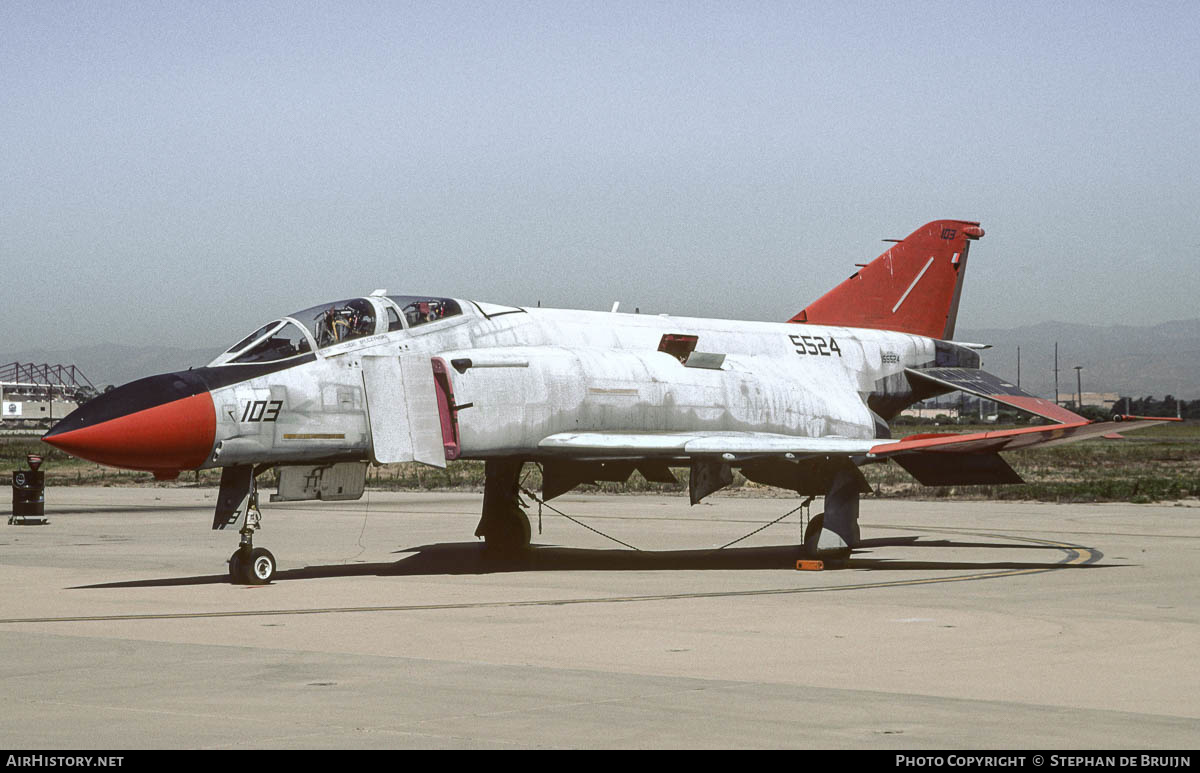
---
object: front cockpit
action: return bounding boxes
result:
[209,294,464,367]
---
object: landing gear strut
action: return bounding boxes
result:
[215,465,277,584]
[474,458,532,555]
[228,491,277,584]
[802,466,863,562]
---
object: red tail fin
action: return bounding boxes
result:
[789,219,984,339]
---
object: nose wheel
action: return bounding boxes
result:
[229,546,276,585]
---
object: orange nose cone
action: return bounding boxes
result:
[44,390,216,473]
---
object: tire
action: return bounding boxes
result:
[228,550,245,582]
[804,512,850,562]
[230,547,276,584]
[803,512,824,556]
[483,511,532,555]
[246,547,276,584]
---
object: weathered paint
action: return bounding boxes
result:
[195,301,936,468]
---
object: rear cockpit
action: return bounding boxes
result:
[208,294,464,367]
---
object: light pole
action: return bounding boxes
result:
[1054,342,1060,405]
[1074,366,1084,411]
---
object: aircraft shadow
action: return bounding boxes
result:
[48,505,209,515]
[71,537,1112,589]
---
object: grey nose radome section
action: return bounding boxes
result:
[361,354,447,468]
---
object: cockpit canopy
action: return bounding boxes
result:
[296,298,377,348]
[388,295,461,330]
[210,294,463,367]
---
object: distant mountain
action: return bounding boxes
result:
[0,344,223,388]
[957,319,1200,401]
[5,318,1198,400]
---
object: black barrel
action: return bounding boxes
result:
[11,469,45,521]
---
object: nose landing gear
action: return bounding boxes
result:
[215,465,278,585]
[229,546,277,585]
[227,494,277,584]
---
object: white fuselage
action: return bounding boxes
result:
[202,301,938,468]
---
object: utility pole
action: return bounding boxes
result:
[1053,343,1060,405]
[1074,366,1084,411]
[1017,346,1021,390]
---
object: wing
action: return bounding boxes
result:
[539,415,1178,462]
[536,431,876,501]
[537,431,876,460]
[535,416,1179,493]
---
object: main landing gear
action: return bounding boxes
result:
[474,458,532,555]
[801,466,862,562]
[214,465,277,585]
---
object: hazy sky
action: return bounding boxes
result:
[4,1,1198,350]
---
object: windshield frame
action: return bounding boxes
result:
[208,318,319,367]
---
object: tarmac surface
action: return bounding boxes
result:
[1,486,1198,749]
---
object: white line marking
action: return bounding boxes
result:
[892,256,935,313]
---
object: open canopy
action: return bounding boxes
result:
[210,295,464,366]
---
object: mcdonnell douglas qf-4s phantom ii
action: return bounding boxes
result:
[44,220,1178,583]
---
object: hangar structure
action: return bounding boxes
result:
[1,362,95,429]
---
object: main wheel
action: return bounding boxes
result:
[803,512,824,556]
[483,510,532,555]
[803,512,850,562]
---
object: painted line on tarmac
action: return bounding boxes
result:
[877,525,1103,565]
[0,528,1101,625]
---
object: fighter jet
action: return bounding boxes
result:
[43,220,1175,583]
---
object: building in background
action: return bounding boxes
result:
[1057,391,1120,410]
[0,363,95,429]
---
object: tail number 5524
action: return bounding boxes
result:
[788,334,842,357]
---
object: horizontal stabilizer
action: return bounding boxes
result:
[906,367,1087,424]
[869,417,1171,458]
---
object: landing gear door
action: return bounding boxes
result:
[361,354,448,468]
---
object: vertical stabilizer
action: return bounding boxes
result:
[789,219,983,339]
